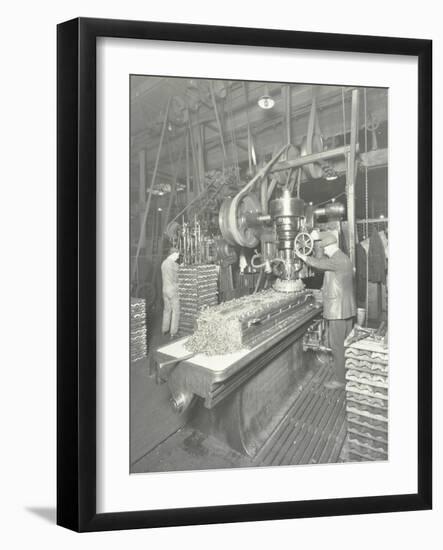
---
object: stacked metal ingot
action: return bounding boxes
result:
[344,331,388,462]
[178,264,218,335]
[130,297,148,362]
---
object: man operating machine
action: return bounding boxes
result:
[296,231,356,389]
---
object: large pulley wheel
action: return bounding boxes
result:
[294,232,314,256]
[301,135,324,179]
[219,192,261,248]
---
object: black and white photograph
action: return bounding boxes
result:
[0,0,437,543]
[130,77,389,473]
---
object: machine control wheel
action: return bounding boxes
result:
[294,232,314,256]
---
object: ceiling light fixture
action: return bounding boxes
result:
[258,84,275,110]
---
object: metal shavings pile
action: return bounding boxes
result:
[185,289,305,356]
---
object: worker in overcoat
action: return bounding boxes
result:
[161,247,180,338]
[296,231,356,389]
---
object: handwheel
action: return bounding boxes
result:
[294,232,314,256]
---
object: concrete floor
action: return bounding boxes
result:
[130,307,189,466]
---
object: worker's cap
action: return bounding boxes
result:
[318,231,337,248]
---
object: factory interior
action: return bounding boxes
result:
[130,78,388,474]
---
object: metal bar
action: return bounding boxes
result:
[200,123,206,177]
[260,178,268,214]
[138,150,146,251]
[209,81,227,161]
[185,129,191,206]
[270,145,351,173]
[131,95,172,281]
[356,218,389,224]
[347,89,360,268]
[267,177,278,201]
[188,121,201,192]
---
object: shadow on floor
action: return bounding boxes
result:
[26,506,56,524]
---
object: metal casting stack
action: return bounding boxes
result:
[130,297,148,362]
[178,264,218,335]
[344,329,388,461]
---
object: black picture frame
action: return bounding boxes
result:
[57,17,432,532]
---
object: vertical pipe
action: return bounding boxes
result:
[186,129,191,207]
[154,140,186,287]
[284,85,292,144]
[243,82,253,176]
[200,123,206,176]
[261,178,268,214]
[197,122,205,184]
[138,149,146,250]
[346,89,359,268]
[189,123,200,192]
[209,81,227,163]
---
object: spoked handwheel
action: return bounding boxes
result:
[294,232,314,256]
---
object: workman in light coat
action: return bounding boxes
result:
[296,231,356,389]
[161,247,180,338]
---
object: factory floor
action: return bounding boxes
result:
[131,318,348,473]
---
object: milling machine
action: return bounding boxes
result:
[154,146,346,458]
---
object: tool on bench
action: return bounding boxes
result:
[158,353,196,369]
[155,352,196,385]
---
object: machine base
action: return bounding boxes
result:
[190,339,306,457]
[132,359,347,472]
